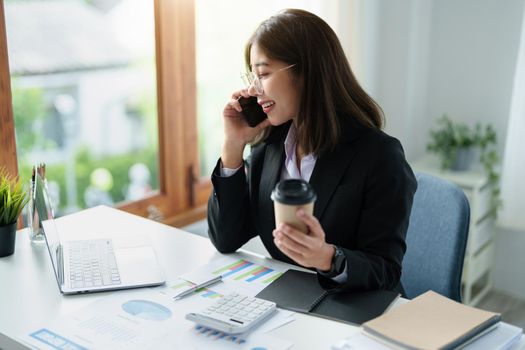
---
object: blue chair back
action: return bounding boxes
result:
[401,172,470,302]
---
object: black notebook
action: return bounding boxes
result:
[255,269,399,325]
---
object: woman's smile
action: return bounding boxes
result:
[260,100,275,114]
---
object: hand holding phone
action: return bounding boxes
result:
[238,96,267,127]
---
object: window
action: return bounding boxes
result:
[0,0,205,227]
[7,0,159,215]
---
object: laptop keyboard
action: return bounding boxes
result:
[68,240,121,289]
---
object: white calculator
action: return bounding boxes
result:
[185,292,277,334]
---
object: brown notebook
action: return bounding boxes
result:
[362,291,501,350]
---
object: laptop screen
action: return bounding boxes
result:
[34,174,62,280]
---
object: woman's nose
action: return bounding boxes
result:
[247,84,261,96]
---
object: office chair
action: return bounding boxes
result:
[401,172,470,302]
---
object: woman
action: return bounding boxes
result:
[208,9,417,293]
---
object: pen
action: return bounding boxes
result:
[173,275,223,300]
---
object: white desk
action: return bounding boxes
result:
[0,206,360,350]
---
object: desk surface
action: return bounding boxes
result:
[0,206,359,349]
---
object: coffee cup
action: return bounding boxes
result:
[271,179,317,233]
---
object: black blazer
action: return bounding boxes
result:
[208,118,417,293]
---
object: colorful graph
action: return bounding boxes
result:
[213,259,254,278]
[212,259,283,284]
[171,280,195,290]
[200,290,222,299]
[261,271,283,284]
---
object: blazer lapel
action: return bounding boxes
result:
[309,121,367,220]
[309,146,356,220]
[259,128,287,224]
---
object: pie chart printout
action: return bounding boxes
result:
[121,300,172,321]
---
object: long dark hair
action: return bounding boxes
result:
[245,9,384,156]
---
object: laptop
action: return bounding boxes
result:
[34,173,165,294]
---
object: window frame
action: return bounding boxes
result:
[0,0,211,227]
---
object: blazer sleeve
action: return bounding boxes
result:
[319,137,417,292]
[207,159,257,253]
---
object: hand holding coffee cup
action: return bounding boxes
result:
[271,179,317,234]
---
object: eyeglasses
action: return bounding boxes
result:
[241,63,296,95]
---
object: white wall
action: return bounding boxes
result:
[372,0,434,161]
[493,228,525,299]
[354,0,524,161]
[423,0,524,159]
[349,0,525,298]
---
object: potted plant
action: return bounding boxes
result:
[0,168,29,257]
[426,115,501,216]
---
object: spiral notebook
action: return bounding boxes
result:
[255,269,399,325]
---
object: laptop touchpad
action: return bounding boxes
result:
[114,246,163,285]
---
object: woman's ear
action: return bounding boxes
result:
[292,73,304,94]
[298,74,304,87]
[293,74,305,121]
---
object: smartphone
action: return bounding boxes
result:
[238,96,267,127]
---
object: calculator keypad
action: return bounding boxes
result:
[196,292,276,330]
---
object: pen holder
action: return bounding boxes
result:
[27,180,45,244]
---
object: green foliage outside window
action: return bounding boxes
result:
[12,80,159,214]
[19,146,158,213]
[11,81,49,159]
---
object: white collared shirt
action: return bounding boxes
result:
[281,123,316,181]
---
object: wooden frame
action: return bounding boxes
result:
[0,1,17,179]
[0,0,211,228]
